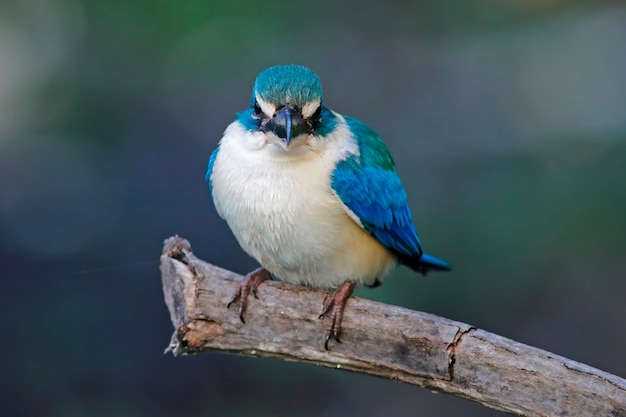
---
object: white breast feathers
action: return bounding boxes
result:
[209,116,396,288]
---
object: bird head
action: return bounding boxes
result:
[247,65,324,150]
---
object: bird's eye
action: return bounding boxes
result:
[313,105,322,119]
[252,102,263,118]
[305,105,323,132]
[311,105,322,124]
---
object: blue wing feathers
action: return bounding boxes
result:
[206,146,220,196]
[331,117,450,273]
[331,117,425,262]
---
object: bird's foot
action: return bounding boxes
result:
[319,281,356,350]
[227,267,271,323]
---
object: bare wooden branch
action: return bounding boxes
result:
[160,235,626,417]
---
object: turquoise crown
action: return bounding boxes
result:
[253,65,322,108]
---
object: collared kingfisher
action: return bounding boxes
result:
[206,65,450,349]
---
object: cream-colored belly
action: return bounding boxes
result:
[210,126,396,288]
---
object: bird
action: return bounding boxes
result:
[206,64,449,349]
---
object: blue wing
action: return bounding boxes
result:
[205,146,220,196]
[331,117,424,262]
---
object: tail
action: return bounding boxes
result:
[402,252,451,275]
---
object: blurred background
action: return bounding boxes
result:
[1,0,625,416]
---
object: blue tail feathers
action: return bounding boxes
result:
[419,253,450,271]
[400,252,450,275]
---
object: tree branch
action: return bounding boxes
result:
[160,236,626,416]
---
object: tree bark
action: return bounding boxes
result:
[160,235,626,417]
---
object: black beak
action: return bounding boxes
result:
[261,105,308,146]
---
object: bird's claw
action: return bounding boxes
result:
[226,267,271,324]
[226,287,242,309]
[319,281,356,350]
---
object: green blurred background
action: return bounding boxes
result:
[1,0,625,416]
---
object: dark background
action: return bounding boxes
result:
[2,1,625,416]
